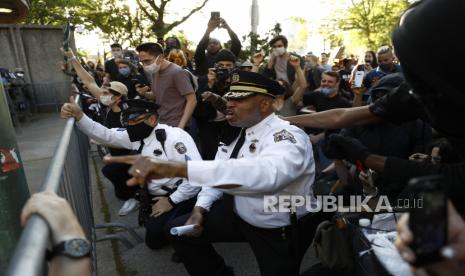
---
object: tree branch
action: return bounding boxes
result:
[164,0,208,31]
[145,0,162,15]
[136,0,157,21]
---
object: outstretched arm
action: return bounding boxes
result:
[285,105,380,129]
[61,48,103,99]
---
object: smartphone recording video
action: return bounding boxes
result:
[211,11,220,20]
[354,71,365,88]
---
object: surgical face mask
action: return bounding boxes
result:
[118,67,130,77]
[112,51,123,58]
[126,121,154,142]
[320,87,336,96]
[273,47,286,56]
[143,56,161,75]
[99,95,114,106]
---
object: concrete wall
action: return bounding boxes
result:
[0,25,76,111]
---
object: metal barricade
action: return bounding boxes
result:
[5,95,97,276]
[30,81,71,112]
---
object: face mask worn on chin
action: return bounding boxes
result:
[112,51,123,58]
[126,121,155,142]
[273,47,286,56]
[320,87,336,96]
[119,67,131,77]
[99,95,114,106]
[143,56,161,75]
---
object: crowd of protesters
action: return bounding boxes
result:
[21,0,465,275]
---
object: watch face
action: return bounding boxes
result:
[65,239,91,258]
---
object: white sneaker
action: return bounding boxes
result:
[118,198,140,216]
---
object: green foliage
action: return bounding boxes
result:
[24,0,210,48]
[239,23,282,61]
[24,0,94,25]
[87,1,155,48]
[288,17,309,54]
[337,0,410,50]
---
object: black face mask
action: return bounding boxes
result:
[126,121,154,142]
[379,63,393,72]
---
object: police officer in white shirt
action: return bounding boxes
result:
[105,71,327,276]
[61,97,202,250]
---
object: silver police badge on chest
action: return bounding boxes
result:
[249,139,259,153]
[174,142,187,154]
[249,143,256,153]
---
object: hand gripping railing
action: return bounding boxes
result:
[6,95,97,276]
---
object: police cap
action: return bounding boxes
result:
[119,99,160,123]
[224,71,285,100]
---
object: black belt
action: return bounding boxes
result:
[240,212,315,234]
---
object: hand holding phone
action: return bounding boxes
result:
[408,175,447,266]
[397,199,465,276]
[354,70,365,88]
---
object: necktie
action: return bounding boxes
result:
[223,129,246,212]
[229,129,246,159]
[137,140,145,154]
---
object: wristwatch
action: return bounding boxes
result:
[46,238,91,260]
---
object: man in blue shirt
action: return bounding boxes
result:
[364,46,402,89]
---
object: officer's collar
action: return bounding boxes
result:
[245,113,275,138]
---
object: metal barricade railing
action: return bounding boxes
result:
[5,95,97,276]
[30,81,71,112]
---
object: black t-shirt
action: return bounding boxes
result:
[104,59,119,81]
[104,110,131,156]
[303,91,351,134]
[338,69,352,92]
[303,91,351,112]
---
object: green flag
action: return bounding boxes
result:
[63,19,71,51]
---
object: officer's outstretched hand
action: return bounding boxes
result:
[322,134,371,164]
[104,155,187,186]
[61,96,83,121]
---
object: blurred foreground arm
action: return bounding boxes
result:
[21,192,91,276]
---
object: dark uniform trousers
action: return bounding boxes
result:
[101,163,138,201]
[166,195,328,276]
[145,197,196,249]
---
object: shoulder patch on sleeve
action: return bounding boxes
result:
[273,129,297,144]
[174,142,187,154]
[117,128,126,131]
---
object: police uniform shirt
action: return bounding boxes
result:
[76,114,201,204]
[191,113,318,229]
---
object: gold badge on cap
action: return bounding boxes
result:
[231,73,240,83]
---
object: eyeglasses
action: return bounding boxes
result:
[120,114,151,127]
